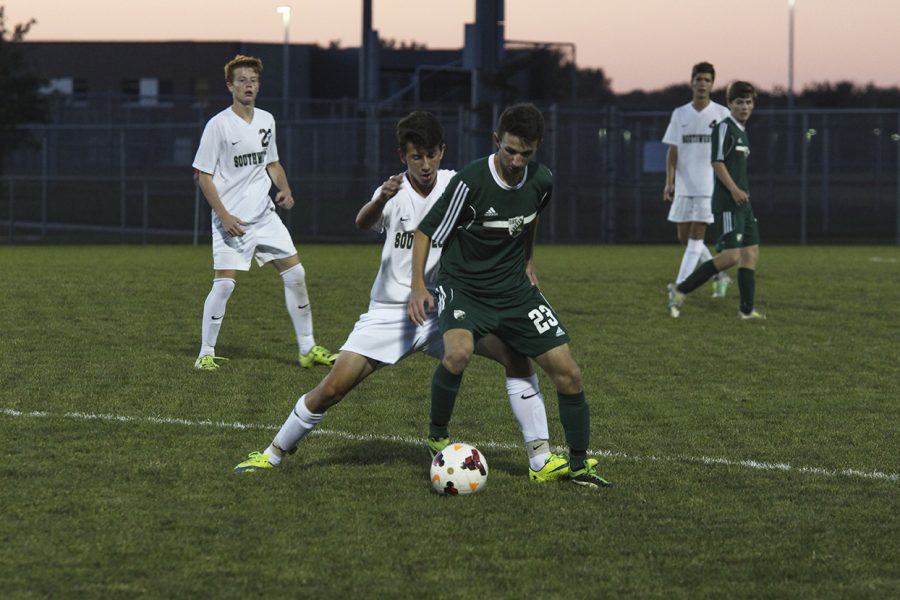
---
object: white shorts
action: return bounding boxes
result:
[211,208,296,270]
[667,195,713,224]
[340,302,443,365]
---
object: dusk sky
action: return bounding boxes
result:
[9,0,900,93]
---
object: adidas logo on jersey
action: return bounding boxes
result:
[555,326,566,337]
[484,207,499,217]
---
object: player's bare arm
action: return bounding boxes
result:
[356,173,404,230]
[407,229,435,325]
[197,170,245,236]
[713,161,749,205]
[524,216,540,287]
[663,145,678,202]
[266,161,294,209]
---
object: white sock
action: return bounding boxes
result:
[199,278,235,357]
[676,239,706,284]
[697,243,713,265]
[281,263,316,354]
[505,375,551,470]
[272,394,323,460]
[525,440,551,471]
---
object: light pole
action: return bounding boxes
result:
[786,0,797,172]
[788,0,796,110]
[276,5,291,120]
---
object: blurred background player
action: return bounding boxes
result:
[668,81,765,320]
[234,111,576,483]
[191,55,336,370]
[408,104,612,489]
[663,62,733,312]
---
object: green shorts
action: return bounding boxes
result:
[435,284,571,358]
[713,206,760,251]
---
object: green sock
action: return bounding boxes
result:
[558,391,590,471]
[430,363,462,439]
[677,259,719,294]
[738,267,756,314]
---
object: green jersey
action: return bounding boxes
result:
[417,155,552,301]
[711,115,750,212]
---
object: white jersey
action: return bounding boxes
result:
[662,101,731,197]
[192,106,279,223]
[367,169,455,306]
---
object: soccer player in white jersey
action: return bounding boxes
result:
[662,62,733,312]
[234,111,579,483]
[191,55,336,369]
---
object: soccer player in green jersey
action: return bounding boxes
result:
[233,111,576,483]
[667,81,766,320]
[408,103,612,489]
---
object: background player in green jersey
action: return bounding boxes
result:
[668,81,766,320]
[409,103,612,489]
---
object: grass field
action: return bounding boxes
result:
[1,244,898,598]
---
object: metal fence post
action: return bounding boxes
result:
[120,129,127,240]
[7,179,14,244]
[800,112,809,244]
[193,179,201,246]
[41,133,48,239]
[285,120,294,235]
[632,121,642,242]
[569,108,577,242]
[821,125,830,234]
[895,113,900,245]
[548,104,558,243]
[311,127,319,239]
[142,179,149,245]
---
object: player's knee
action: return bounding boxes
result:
[442,348,472,374]
[211,277,236,299]
[280,263,306,286]
[552,364,583,394]
[716,251,739,270]
[310,379,347,411]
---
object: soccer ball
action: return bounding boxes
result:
[430,443,488,495]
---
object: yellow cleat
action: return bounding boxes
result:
[194,355,228,370]
[299,345,338,368]
[530,455,599,483]
[233,451,274,473]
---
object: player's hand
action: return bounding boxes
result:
[732,188,750,205]
[218,212,246,237]
[378,174,405,204]
[274,190,294,210]
[408,285,434,326]
[663,184,675,203]
[525,260,540,288]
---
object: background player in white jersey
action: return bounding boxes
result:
[234,111,574,483]
[663,62,733,308]
[191,55,336,370]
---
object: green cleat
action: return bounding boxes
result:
[427,437,450,458]
[233,451,275,473]
[712,273,732,298]
[530,455,598,483]
[299,345,338,368]
[568,461,613,489]
[667,283,686,318]
[739,309,767,320]
[194,355,228,370]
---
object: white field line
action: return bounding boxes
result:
[2,407,897,483]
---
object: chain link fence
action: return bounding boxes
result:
[3,97,899,244]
